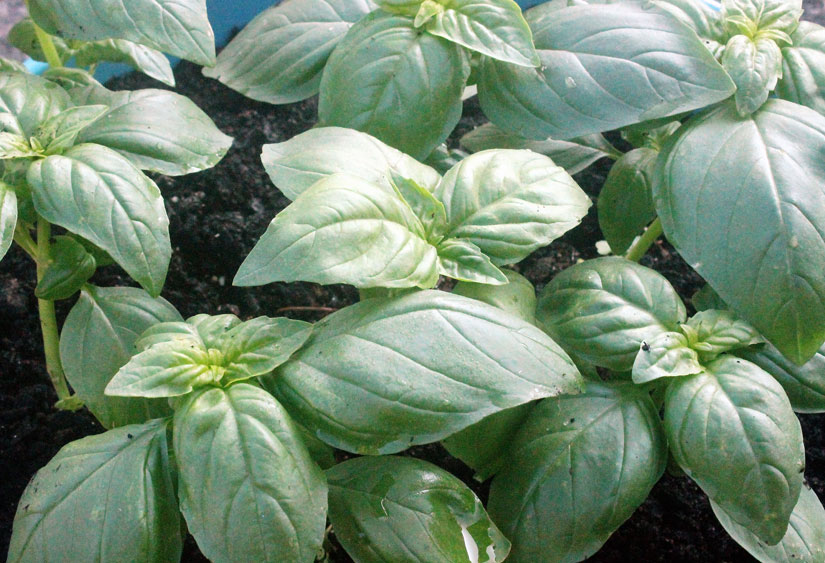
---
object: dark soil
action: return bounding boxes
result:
[4,20,825,562]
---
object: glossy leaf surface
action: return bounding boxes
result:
[737,343,825,413]
[0,181,16,262]
[35,104,108,154]
[453,268,537,324]
[776,21,825,114]
[683,309,763,361]
[722,35,782,116]
[632,331,702,384]
[74,39,175,86]
[0,72,69,137]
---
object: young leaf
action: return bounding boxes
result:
[7,18,74,64]
[478,2,735,140]
[266,290,583,454]
[722,35,783,116]
[0,58,27,74]
[391,172,447,239]
[423,0,539,67]
[27,0,217,66]
[234,173,439,289]
[204,0,375,104]
[188,313,243,347]
[453,268,537,324]
[683,309,764,361]
[60,285,180,428]
[328,456,511,562]
[632,331,702,384]
[34,235,97,300]
[0,182,17,262]
[35,104,109,154]
[597,147,658,255]
[460,122,619,175]
[664,355,805,544]
[737,343,825,413]
[654,100,825,364]
[722,0,802,35]
[436,237,508,284]
[537,257,687,371]
[488,381,667,562]
[174,384,328,563]
[74,39,175,87]
[261,127,442,200]
[434,149,591,265]
[776,21,825,115]
[8,419,181,562]
[0,132,38,159]
[0,72,70,137]
[318,11,469,160]
[712,486,825,562]
[27,143,171,296]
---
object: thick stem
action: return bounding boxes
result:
[31,18,63,68]
[625,217,663,262]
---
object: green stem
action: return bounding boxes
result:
[31,18,63,68]
[624,217,663,262]
[36,218,71,402]
[13,224,39,261]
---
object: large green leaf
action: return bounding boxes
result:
[664,355,805,544]
[267,290,583,454]
[8,419,181,562]
[537,257,686,371]
[74,39,175,86]
[234,173,439,289]
[488,381,667,562]
[28,0,217,65]
[654,0,726,52]
[737,342,825,413]
[654,99,825,364]
[722,34,783,116]
[776,21,825,115]
[204,0,375,103]
[453,268,537,324]
[328,456,511,562]
[261,127,442,200]
[27,143,171,296]
[0,72,69,137]
[0,181,16,262]
[318,11,469,160]
[478,2,735,140]
[60,285,180,428]
[712,486,825,562]
[174,384,328,563]
[434,149,591,265]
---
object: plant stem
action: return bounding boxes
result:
[31,18,62,69]
[13,224,39,262]
[625,217,663,262]
[35,218,71,402]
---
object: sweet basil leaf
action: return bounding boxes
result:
[7,18,73,64]
[632,331,702,384]
[74,39,176,87]
[537,257,686,371]
[27,143,171,296]
[188,313,244,347]
[478,2,735,140]
[0,181,17,262]
[328,456,511,562]
[0,72,70,137]
[776,21,825,114]
[266,290,583,454]
[597,147,658,255]
[8,419,181,562]
[391,172,447,239]
[262,126,442,200]
[27,0,217,65]
[204,0,375,103]
[34,235,96,300]
[174,383,328,563]
[422,143,469,175]
[76,88,232,176]
[737,342,825,413]
[107,342,218,398]
[722,0,802,35]
[488,381,666,561]
[135,320,203,351]
[36,104,109,154]
[424,0,539,67]
[683,309,764,361]
[60,285,180,428]
[0,58,27,74]
[460,122,619,175]
[712,485,825,562]
[453,268,537,324]
[692,283,727,312]
[435,149,591,265]
[654,0,726,53]
[436,237,508,284]
[664,355,804,544]
[318,11,469,160]
[0,132,38,159]
[654,99,825,364]
[235,173,439,289]
[722,35,782,116]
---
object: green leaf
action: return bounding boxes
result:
[478,2,735,140]
[722,0,802,35]
[460,122,619,175]
[712,486,825,562]
[35,235,97,300]
[0,57,28,74]
[262,126,442,200]
[683,309,764,361]
[27,143,171,296]
[391,172,447,239]
[59,285,180,428]
[621,119,682,151]
[776,21,825,115]
[235,173,439,289]
[488,381,667,562]
[597,147,658,255]
[664,355,804,544]
[424,0,539,67]
[537,257,686,371]
[328,456,511,562]
[0,182,16,262]
[27,0,217,65]
[174,383,328,563]
[692,283,727,312]
[632,331,702,384]
[8,18,74,64]
[654,99,825,364]
[36,104,109,154]
[0,132,38,159]
[0,72,70,137]
[267,290,583,454]
[722,35,782,116]
[74,39,175,86]
[76,88,232,176]
[318,11,469,160]
[453,268,537,324]
[435,149,591,265]
[654,0,727,54]
[8,419,181,562]
[204,0,375,103]
[436,237,508,284]
[422,143,469,175]
[737,342,825,413]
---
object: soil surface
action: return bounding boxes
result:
[4,8,825,561]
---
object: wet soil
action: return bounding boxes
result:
[3,27,825,562]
